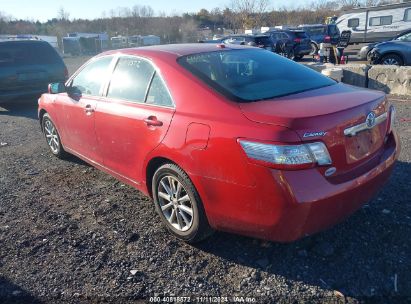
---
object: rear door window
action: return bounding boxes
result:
[146,73,174,107]
[369,16,393,26]
[107,57,154,102]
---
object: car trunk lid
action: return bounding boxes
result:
[238,83,389,171]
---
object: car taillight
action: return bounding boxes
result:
[324,36,331,43]
[389,105,396,133]
[239,140,332,170]
[294,38,301,43]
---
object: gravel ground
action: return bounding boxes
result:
[0,60,410,303]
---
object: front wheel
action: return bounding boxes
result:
[42,113,68,159]
[381,54,403,66]
[152,163,213,243]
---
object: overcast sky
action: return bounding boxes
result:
[1,0,312,22]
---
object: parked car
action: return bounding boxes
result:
[298,24,341,55]
[222,34,274,51]
[368,30,411,65]
[0,39,67,103]
[266,29,311,60]
[39,44,399,243]
[358,29,411,61]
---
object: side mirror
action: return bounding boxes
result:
[48,82,66,94]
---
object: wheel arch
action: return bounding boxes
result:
[38,108,47,129]
[380,51,405,65]
[145,156,180,198]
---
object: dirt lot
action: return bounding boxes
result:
[0,55,410,303]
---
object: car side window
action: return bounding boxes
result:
[348,18,359,28]
[405,8,411,21]
[146,73,174,107]
[71,56,113,96]
[107,57,154,102]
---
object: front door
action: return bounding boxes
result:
[57,55,114,163]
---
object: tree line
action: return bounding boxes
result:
[0,0,403,44]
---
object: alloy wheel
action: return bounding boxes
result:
[383,58,399,65]
[44,119,60,154]
[157,175,194,232]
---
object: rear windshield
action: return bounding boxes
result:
[0,41,62,67]
[303,26,327,36]
[178,49,335,102]
[293,31,308,38]
[254,36,271,45]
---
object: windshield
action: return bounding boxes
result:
[178,49,335,102]
[395,32,411,42]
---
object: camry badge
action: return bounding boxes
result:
[303,131,327,138]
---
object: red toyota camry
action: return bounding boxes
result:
[38,44,400,243]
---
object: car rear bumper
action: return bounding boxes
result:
[295,45,312,56]
[197,130,399,242]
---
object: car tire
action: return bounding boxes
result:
[42,113,68,159]
[152,163,213,243]
[309,42,318,56]
[381,54,404,66]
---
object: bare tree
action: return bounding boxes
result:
[57,6,70,21]
[228,0,270,30]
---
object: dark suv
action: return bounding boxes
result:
[222,34,274,51]
[298,24,340,55]
[0,40,67,103]
[266,30,311,60]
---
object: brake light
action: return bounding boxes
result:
[324,36,331,43]
[294,38,301,43]
[239,140,332,170]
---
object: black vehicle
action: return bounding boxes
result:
[369,31,411,66]
[0,39,67,103]
[265,30,311,60]
[298,24,341,55]
[222,34,275,51]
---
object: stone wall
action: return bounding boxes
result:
[303,63,411,97]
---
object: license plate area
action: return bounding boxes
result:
[345,126,384,164]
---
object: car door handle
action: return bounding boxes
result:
[84,104,94,114]
[144,116,163,127]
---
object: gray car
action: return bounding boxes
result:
[367,31,411,66]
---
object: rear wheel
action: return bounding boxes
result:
[309,42,318,56]
[42,113,68,159]
[381,54,403,66]
[152,163,213,243]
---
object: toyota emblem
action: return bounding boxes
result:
[366,112,376,128]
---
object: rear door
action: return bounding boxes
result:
[328,25,341,45]
[95,56,175,184]
[56,55,114,163]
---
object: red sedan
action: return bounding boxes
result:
[38,44,400,243]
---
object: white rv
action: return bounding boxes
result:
[336,2,411,43]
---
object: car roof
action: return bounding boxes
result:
[0,39,49,44]
[100,43,254,58]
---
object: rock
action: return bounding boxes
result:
[126,233,139,243]
[382,209,391,214]
[130,269,138,275]
[0,142,8,147]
